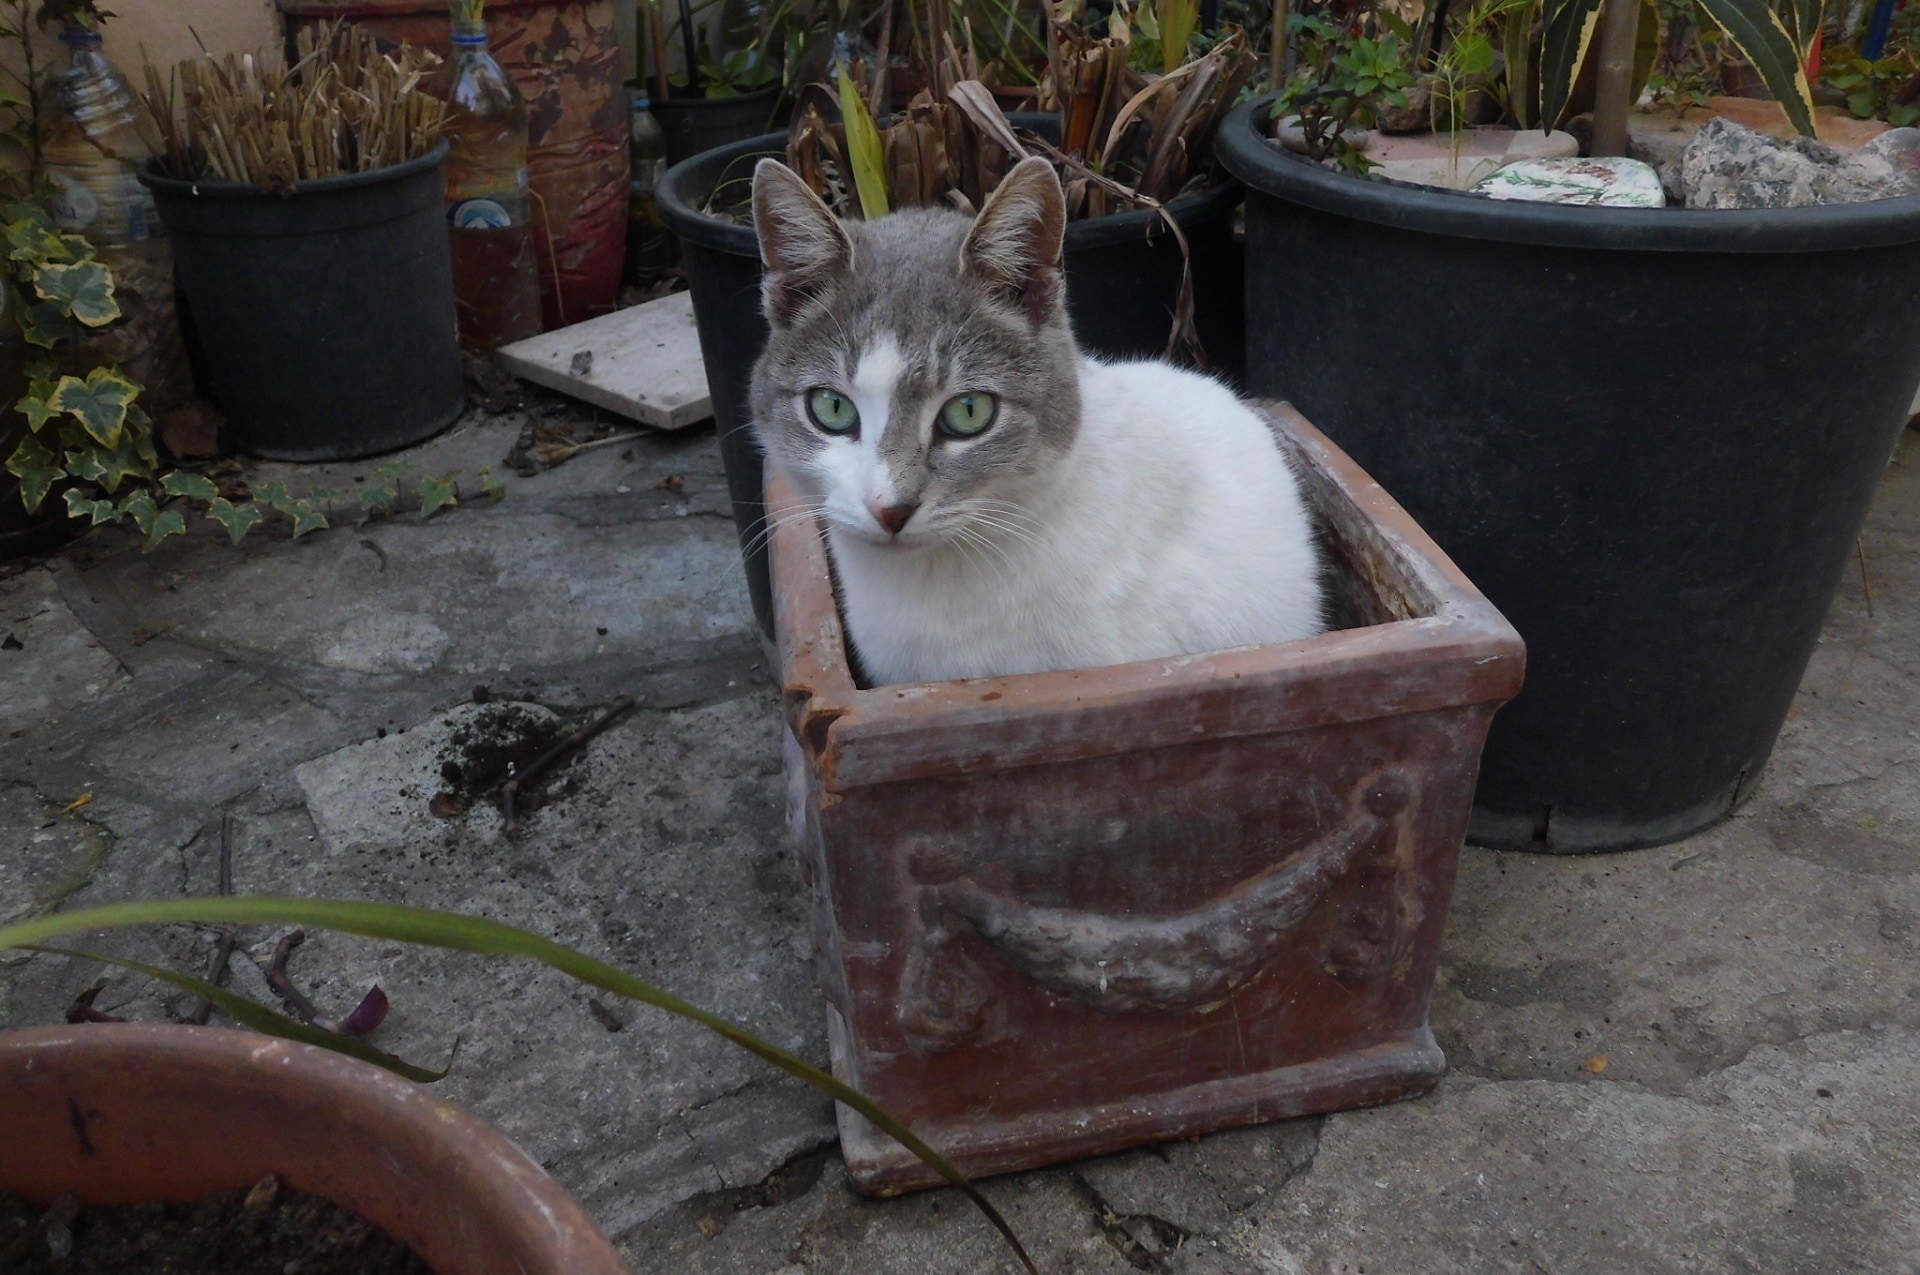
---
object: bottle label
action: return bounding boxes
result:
[47,169,164,243]
[450,197,514,229]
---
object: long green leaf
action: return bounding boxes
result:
[1785,0,1824,56]
[1539,0,1608,128]
[0,897,1037,1275]
[1158,0,1198,74]
[27,945,450,1082]
[1505,0,1538,129]
[1696,0,1816,134]
[836,62,890,220]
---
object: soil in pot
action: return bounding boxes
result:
[0,1176,425,1274]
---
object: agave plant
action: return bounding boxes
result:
[1542,0,1823,140]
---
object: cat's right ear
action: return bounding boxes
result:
[752,159,853,327]
[961,156,1067,324]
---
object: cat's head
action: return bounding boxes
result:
[747,156,1082,548]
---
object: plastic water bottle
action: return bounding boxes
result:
[38,29,191,407]
[441,10,543,348]
[626,90,674,287]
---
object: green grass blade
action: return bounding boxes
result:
[0,898,1038,1275]
[27,944,450,1082]
[1540,0,1607,128]
[1505,0,1538,129]
[1696,0,1816,133]
[837,62,891,220]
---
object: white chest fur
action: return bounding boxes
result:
[828,360,1326,685]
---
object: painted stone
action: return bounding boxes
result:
[1474,156,1668,207]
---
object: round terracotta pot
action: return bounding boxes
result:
[0,1023,629,1274]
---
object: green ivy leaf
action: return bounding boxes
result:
[159,470,219,502]
[356,482,398,517]
[417,473,459,519]
[306,487,342,506]
[205,497,263,544]
[478,465,506,501]
[6,431,59,513]
[370,461,409,483]
[16,390,59,433]
[21,298,80,348]
[32,259,119,327]
[288,500,329,538]
[67,432,151,494]
[117,489,159,533]
[4,208,73,264]
[62,487,122,524]
[253,479,294,512]
[141,507,186,552]
[49,367,140,448]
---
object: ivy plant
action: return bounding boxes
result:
[1,204,498,552]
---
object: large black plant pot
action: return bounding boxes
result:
[1218,94,1920,853]
[658,125,1243,638]
[140,146,463,462]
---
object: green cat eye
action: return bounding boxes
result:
[937,392,998,439]
[806,388,859,434]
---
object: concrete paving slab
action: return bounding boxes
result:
[0,397,1915,1273]
[498,292,712,430]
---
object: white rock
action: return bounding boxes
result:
[1474,156,1667,207]
[1272,113,1370,155]
[1680,116,1920,209]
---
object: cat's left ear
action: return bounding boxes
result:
[961,157,1066,324]
[753,159,854,327]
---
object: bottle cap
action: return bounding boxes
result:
[632,92,651,109]
[57,29,101,43]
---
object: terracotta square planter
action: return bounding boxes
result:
[771,402,1525,1195]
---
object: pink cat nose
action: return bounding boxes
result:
[871,504,918,535]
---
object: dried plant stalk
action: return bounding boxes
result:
[139,22,446,189]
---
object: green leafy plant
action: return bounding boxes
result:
[1823,43,1920,124]
[1276,10,1416,170]
[0,896,1039,1273]
[0,202,503,552]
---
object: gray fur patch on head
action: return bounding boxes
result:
[747,160,1082,544]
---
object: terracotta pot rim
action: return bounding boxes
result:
[0,1022,630,1275]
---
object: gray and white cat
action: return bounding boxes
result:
[748,155,1326,686]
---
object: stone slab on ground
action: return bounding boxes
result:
[498,290,712,430]
[1,386,1918,1273]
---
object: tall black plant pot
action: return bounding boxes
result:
[649,86,784,169]
[658,127,1243,638]
[140,146,463,462]
[1218,95,1920,853]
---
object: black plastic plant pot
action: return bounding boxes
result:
[650,86,784,170]
[657,126,1243,637]
[1217,94,1920,854]
[138,145,464,463]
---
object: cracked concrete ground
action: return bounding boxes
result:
[3,391,1917,1274]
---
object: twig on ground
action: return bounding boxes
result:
[191,812,239,1026]
[265,930,323,1024]
[501,697,636,832]
[65,983,124,1024]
